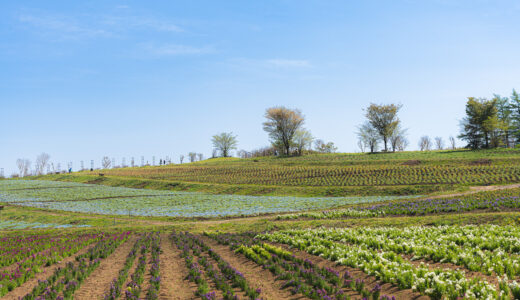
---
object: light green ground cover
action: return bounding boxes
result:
[0,180,419,217]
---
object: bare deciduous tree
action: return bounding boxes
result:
[35,153,51,175]
[292,129,313,156]
[449,136,456,150]
[314,139,338,153]
[390,126,408,152]
[435,137,444,150]
[198,153,204,161]
[419,136,432,151]
[237,150,252,158]
[357,140,366,153]
[16,158,31,177]
[397,137,409,151]
[357,122,379,153]
[179,155,184,164]
[188,152,197,162]
[365,103,402,152]
[263,106,305,156]
[212,132,238,157]
[102,156,111,169]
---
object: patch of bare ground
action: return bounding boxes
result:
[140,251,153,299]
[429,183,520,199]
[3,243,94,299]
[270,242,429,300]
[73,235,137,300]
[158,233,197,300]
[200,236,306,300]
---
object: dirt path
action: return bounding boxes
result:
[73,235,137,300]
[428,183,520,199]
[201,236,306,300]
[3,243,94,299]
[158,234,197,300]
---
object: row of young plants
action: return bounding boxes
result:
[147,233,161,300]
[205,232,393,300]
[256,229,515,299]
[0,232,103,297]
[98,161,520,186]
[97,231,163,300]
[361,195,520,216]
[0,233,77,266]
[20,231,131,300]
[276,209,385,220]
[297,226,520,277]
[124,233,153,300]
[277,189,520,221]
[170,230,262,299]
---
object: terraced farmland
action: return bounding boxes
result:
[85,150,520,186]
[2,150,520,299]
[40,149,520,197]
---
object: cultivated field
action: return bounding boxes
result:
[40,148,520,197]
[1,149,520,299]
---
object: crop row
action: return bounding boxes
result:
[20,231,130,299]
[277,188,520,220]
[0,232,104,296]
[205,232,396,300]
[171,230,262,299]
[290,226,520,277]
[97,163,520,187]
[256,228,520,299]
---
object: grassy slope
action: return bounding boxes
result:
[33,148,520,197]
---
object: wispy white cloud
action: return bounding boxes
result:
[144,44,214,56]
[100,16,183,33]
[18,14,111,39]
[265,59,311,67]
[17,11,184,41]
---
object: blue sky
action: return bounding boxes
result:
[1,0,520,175]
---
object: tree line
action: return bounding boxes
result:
[212,90,520,158]
[459,90,520,149]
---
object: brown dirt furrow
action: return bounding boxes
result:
[3,243,94,299]
[158,234,197,300]
[271,242,429,300]
[73,235,137,300]
[140,251,153,300]
[121,252,140,297]
[200,251,248,300]
[201,236,306,300]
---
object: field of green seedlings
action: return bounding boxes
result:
[0,180,418,217]
[37,149,520,197]
[83,149,520,187]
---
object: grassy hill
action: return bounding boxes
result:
[35,148,520,197]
